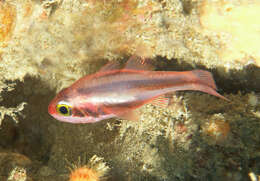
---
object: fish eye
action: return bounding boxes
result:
[56,103,72,116]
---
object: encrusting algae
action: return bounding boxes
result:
[0,1,16,43]
[199,0,260,67]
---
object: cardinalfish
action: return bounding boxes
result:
[48,56,228,123]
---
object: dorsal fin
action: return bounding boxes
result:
[98,61,121,72]
[124,55,154,71]
[98,55,154,73]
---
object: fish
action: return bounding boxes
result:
[48,56,228,124]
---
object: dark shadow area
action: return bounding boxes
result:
[0,74,121,179]
[181,0,197,15]
[0,76,56,163]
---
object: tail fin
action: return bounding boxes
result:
[191,70,217,89]
[190,70,229,101]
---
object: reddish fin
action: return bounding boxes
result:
[124,55,154,71]
[191,70,217,90]
[150,95,171,108]
[190,70,229,101]
[204,87,229,101]
[191,83,229,101]
[118,110,140,121]
[99,61,121,72]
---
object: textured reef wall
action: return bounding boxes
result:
[0,0,260,181]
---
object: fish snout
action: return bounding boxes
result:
[48,102,56,116]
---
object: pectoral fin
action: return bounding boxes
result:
[150,96,171,108]
[150,93,176,108]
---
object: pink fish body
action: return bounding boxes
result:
[48,57,227,123]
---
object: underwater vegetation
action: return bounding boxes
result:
[0,0,259,180]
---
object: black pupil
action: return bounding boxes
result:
[59,106,68,114]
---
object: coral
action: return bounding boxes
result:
[0,152,32,181]
[68,155,109,181]
[8,167,27,181]
[202,114,230,145]
[70,167,99,181]
[0,102,26,126]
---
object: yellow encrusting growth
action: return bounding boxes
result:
[200,0,260,67]
[0,1,16,43]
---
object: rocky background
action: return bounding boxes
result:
[0,0,260,180]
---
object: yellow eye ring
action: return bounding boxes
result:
[56,104,72,116]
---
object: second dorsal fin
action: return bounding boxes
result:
[98,61,121,72]
[124,55,154,71]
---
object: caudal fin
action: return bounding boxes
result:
[191,70,217,89]
[190,70,229,101]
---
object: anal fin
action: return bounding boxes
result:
[118,110,140,121]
